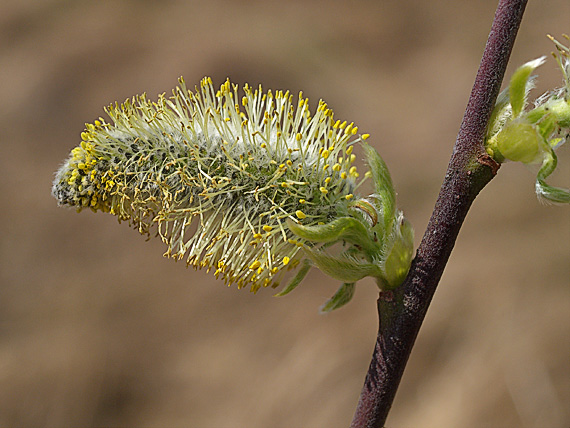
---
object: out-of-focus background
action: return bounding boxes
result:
[1,1,568,426]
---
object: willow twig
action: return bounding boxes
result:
[351,0,528,426]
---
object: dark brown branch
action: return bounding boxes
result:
[351,0,528,426]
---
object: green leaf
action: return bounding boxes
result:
[509,57,545,117]
[287,217,379,255]
[302,246,384,283]
[536,179,570,203]
[320,283,356,313]
[547,97,570,128]
[361,142,396,233]
[382,215,414,288]
[536,150,570,203]
[495,120,543,164]
[488,87,511,138]
[274,259,312,296]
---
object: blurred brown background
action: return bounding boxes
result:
[1,1,569,426]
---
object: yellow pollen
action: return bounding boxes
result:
[295,210,306,219]
[283,257,290,265]
[262,225,273,232]
[249,260,261,270]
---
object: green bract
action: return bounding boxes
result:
[486,36,570,203]
[53,77,414,311]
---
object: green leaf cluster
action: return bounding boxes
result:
[486,36,570,203]
[279,143,414,312]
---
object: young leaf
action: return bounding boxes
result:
[287,217,379,255]
[509,57,545,117]
[320,283,356,313]
[382,216,415,288]
[302,246,384,283]
[536,150,570,203]
[361,142,396,234]
[274,259,312,297]
[495,120,543,163]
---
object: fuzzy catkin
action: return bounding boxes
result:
[52,77,370,291]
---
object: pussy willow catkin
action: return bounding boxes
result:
[52,77,371,292]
